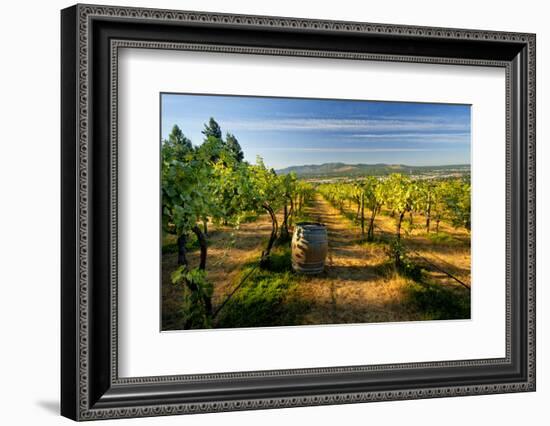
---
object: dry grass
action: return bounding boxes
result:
[292,195,424,325]
[361,206,470,290]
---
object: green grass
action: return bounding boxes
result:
[240,212,260,223]
[405,281,470,320]
[406,221,424,232]
[371,259,396,278]
[428,231,460,245]
[338,208,368,233]
[292,210,315,225]
[162,233,201,254]
[215,247,310,328]
[382,238,469,320]
[262,246,293,272]
[361,237,388,249]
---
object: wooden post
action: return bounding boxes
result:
[360,192,365,236]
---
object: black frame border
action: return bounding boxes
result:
[61,4,536,421]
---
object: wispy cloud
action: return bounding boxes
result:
[345,133,470,143]
[347,132,469,138]
[222,117,469,133]
[260,147,441,152]
[162,94,471,167]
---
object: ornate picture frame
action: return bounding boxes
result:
[61,4,535,421]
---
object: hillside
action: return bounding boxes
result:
[276,163,470,178]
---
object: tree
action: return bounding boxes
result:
[362,176,385,241]
[162,148,211,266]
[163,124,193,161]
[201,117,222,139]
[194,133,229,230]
[294,181,314,216]
[383,174,415,239]
[318,182,352,212]
[225,132,244,162]
[407,181,423,228]
[249,157,284,265]
[208,153,287,265]
[431,182,446,233]
[209,151,254,227]
[441,179,471,231]
[278,172,297,242]
[161,145,214,326]
[197,124,245,226]
[417,181,435,232]
[353,187,365,221]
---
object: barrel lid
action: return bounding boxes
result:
[296,222,326,229]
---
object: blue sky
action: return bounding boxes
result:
[161,93,471,169]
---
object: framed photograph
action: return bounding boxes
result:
[61,4,536,421]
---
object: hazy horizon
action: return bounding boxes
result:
[161,93,471,169]
[274,161,470,171]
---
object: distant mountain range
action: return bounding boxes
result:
[275,163,470,177]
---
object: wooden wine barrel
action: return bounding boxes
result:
[291,222,328,274]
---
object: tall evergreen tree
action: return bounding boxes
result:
[225,132,244,162]
[164,124,193,160]
[201,117,222,140]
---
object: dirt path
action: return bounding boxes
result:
[293,194,418,325]
[306,194,380,280]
